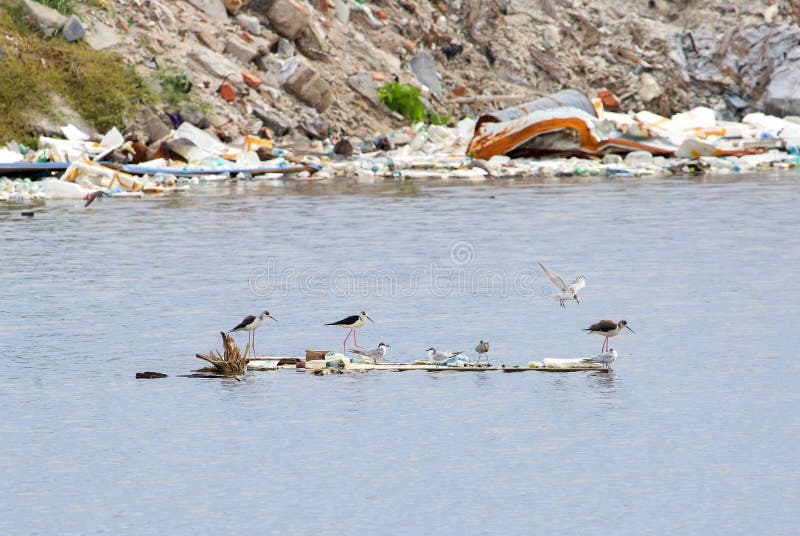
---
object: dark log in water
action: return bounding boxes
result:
[136,371,168,379]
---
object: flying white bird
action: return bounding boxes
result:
[579,348,618,370]
[349,343,390,363]
[538,262,586,308]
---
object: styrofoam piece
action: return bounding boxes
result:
[61,123,90,142]
[541,358,602,369]
[742,112,788,131]
[631,111,672,137]
[0,148,24,164]
[170,122,229,158]
[42,178,95,199]
[676,138,718,158]
[100,127,124,148]
[671,107,717,131]
[235,151,262,167]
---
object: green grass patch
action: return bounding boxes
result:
[378,82,453,126]
[34,0,75,15]
[378,82,426,123]
[33,0,108,16]
[155,67,194,107]
[0,4,156,145]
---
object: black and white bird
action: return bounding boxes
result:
[426,348,464,365]
[474,340,490,365]
[350,342,390,363]
[326,311,374,354]
[583,320,634,352]
[229,310,277,357]
[539,262,586,308]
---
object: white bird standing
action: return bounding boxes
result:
[475,340,490,365]
[229,310,278,357]
[326,311,374,354]
[538,262,586,309]
[350,343,390,363]
[579,347,618,370]
[426,348,464,365]
[583,319,634,352]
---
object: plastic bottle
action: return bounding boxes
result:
[624,151,654,168]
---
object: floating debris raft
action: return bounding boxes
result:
[238,351,607,375]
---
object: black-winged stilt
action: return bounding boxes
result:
[539,262,586,308]
[229,310,277,356]
[326,311,373,354]
[474,340,490,364]
[583,320,633,352]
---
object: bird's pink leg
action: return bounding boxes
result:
[342,329,353,354]
[252,331,256,357]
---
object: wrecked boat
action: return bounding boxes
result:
[466,89,678,159]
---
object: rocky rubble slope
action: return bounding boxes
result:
[10,0,800,146]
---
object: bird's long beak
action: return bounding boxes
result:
[385,344,391,347]
[366,315,375,323]
[269,316,278,323]
[625,325,635,333]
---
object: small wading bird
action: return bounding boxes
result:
[229,311,278,357]
[426,348,464,365]
[579,348,617,370]
[326,311,374,354]
[584,320,634,352]
[539,262,586,309]
[475,340,490,365]
[350,343,390,363]
[84,190,110,207]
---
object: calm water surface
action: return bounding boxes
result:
[1,174,799,534]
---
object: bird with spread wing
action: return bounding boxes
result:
[538,262,586,309]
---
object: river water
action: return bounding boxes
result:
[1,173,799,534]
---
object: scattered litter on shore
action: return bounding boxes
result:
[3,89,799,204]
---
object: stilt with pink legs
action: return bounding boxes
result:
[326,311,374,355]
[583,319,634,352]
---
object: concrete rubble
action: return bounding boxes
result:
[2,0,800,204]
[6,0,799,141]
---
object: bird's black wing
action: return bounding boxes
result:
[587,319,616,332]
[231,315,256,331]
[326,315,359,326]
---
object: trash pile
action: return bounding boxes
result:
[6,0,800,150]
[3,86,800,203]
[0,122,319,203]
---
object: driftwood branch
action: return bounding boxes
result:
[196,331,249,376]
